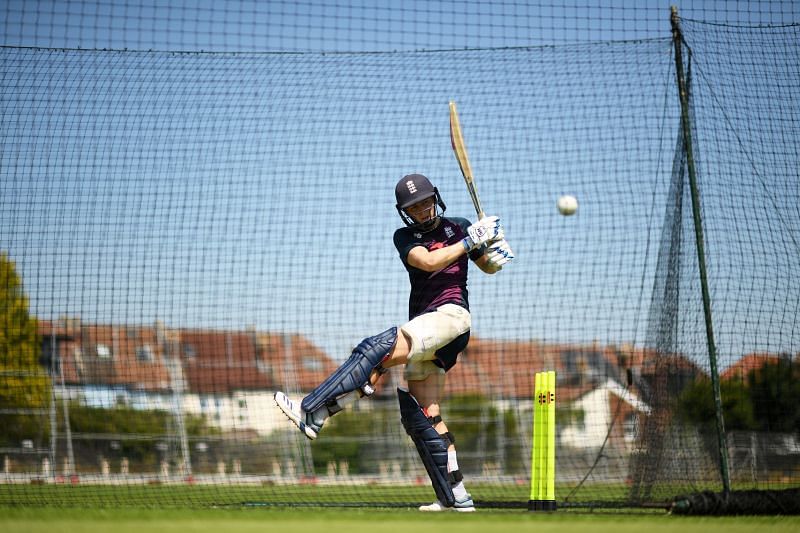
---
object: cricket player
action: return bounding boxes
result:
[275,173,514,512]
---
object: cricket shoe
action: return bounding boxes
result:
[418,494,476,512]
[273,391,321,440]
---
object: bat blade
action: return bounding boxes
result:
[449,101,485,220]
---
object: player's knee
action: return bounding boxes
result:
[404,359,445,382]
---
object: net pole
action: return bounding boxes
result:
[48,328,58,480]
[670,5,731,494]
[58,349,75,477]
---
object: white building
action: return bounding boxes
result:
[559,379,651,450]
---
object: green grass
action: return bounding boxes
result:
[3,482,795,509]
[0,483,451,507]
[3,484,798,533]
[1,507,799,533]
[0,482,624,507]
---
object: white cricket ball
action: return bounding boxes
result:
[557,195,578,216]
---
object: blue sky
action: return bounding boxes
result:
[1,1,798,367]
[4,1,799,52]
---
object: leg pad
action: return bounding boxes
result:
[398,388,455,508]
[301,327,396,414]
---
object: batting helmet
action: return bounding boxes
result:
[395,174,446,230]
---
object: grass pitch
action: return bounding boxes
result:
[2,507,800,533]
[2,484,798,532]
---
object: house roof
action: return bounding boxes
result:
[179,329,337,393]
[579,378,652,414]
[38,320,336,394]
[38,320,171,390]
[445,338,558,399]
[444,338,642,401]
[720,353,784,380]
[39,319,791,400]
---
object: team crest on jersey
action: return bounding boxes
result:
[414,232,422,239]
[444,225,455,239]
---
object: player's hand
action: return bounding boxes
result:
[462,216,503,251]
[486,239,514,269]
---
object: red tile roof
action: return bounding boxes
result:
[39,320,791,400]
[38,320,335,393]
[720,353,783,380]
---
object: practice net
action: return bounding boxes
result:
[1,10,798,509]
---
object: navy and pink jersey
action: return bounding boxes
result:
[393,216,484,320]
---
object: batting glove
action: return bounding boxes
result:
[486,239,514,269]
[462,216,503,251]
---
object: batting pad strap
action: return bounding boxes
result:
[301,327,397,414]
[398,388,456,508]
[426,414,456,446]
[442,431,456,445]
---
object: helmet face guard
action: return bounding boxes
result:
[396,190,447,231]
[395,174,447,231]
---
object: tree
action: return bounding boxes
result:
[0,252,50,446]
[675,359,800,433]
[63,403,220,471]
[309,408,371,474]
[443,393,501,473]
[748,358,800,433]
[675,377,755,431]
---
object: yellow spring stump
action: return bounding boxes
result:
[529,370,556,511]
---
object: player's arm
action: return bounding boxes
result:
[407,242,469,272]
[407,217,503,272]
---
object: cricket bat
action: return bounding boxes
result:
[449,101,485,220]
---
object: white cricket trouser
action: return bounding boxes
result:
[400,303,471,382]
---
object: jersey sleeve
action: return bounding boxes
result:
[393,228,423,267]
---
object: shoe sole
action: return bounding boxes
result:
[418,502,476,512]
[418,506,476,512]
[418,505,444,512]
[274,392,318,440]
